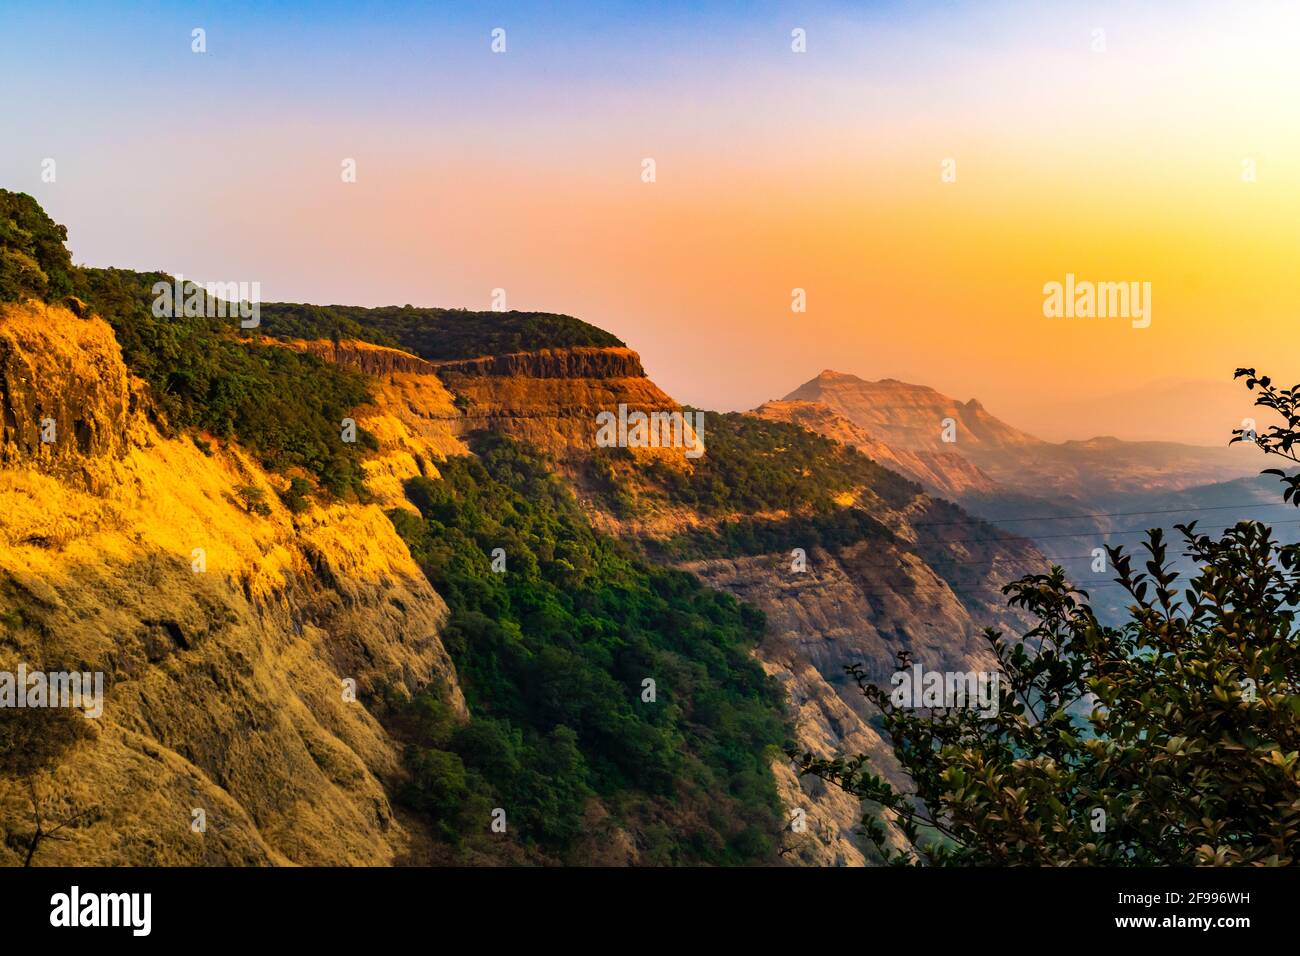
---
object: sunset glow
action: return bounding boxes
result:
[4,0,1299,440]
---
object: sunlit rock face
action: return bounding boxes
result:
[0,303,465,866]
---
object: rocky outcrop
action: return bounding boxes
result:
[406,343,1048,865]
[289,339,676,468]
[22,313,1047,867]
[0,301,132,489]
[672,496,1043,864]
[283,338,443,377]
[267,337,473,509]
[782,370,1259,499]
[353,370,469,510]
[0,304,465,866]
[437,348,692,465]
[786,371,1044,454]
[433,347,646,379]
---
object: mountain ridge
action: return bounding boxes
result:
[782,369,1261,499]
[2,189,1051,866]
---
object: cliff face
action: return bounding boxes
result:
[295,340,693,473]
[1,301,132,488]
[432,343,1046,865]
[786,371,1043,454]
[433,347,646,379]
[437,346,694,465]
[282,338,443,377]
[0,304,465,865]
[665,496,1041,864]
[0,313,1048,867]
[271,336,472,509]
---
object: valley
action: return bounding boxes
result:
[0,188,1286,866]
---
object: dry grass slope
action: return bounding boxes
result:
[0,303,465,865]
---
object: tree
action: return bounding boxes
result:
[794,369,1300,866]
[1,706,96,866]
[0,190,76,302]
[21,779,97,867]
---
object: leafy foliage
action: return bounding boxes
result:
[388,433,787,863]
[258,302,623,360]
[605,411,920,517]
[796,372,1300,866]
[654,509,898,561]
[0,191,377,497]
[75,268,377,497]
[0,191,77,303]
[1232,367,1300,505]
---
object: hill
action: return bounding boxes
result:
[1,189,1050,866]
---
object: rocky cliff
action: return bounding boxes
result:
[281,338,444,377]
[666,494,1043,864]
[786,371,1044,454]
[430,346,1047,865]
[433,347,646,379]
[1,301,132,488]
[0,308,1050,867]
[435,346,692,465]
[0,303,465,865]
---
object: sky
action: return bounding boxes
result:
[3,0,1299,445]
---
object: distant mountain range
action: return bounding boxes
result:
[761,369,1291,626]
[3,186,1293,869]
[1,190,1057,868]
[1015,378,1267,447]
[779,369,1262,502]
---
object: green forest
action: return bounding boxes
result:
[1,190,620,499]
[587,409,921,522]
[3,189,796,864]
[257,301,624,360]
[386,433,788,863]
[1,191,377,497]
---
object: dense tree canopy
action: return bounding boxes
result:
[258,302,624,360]
[592,410,921,519]
[0,191,77,304]
[387,434,788,863]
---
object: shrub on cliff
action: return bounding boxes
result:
[0,190,378,499]
[258,302,625,360]
[0,191,76,303]
[795,369,1300,866]
[389,433,787,863]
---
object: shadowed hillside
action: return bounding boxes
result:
[2,189,1052,867]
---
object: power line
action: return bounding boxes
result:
[690,503,1296,553]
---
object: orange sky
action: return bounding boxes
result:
[8,1,1300,445]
